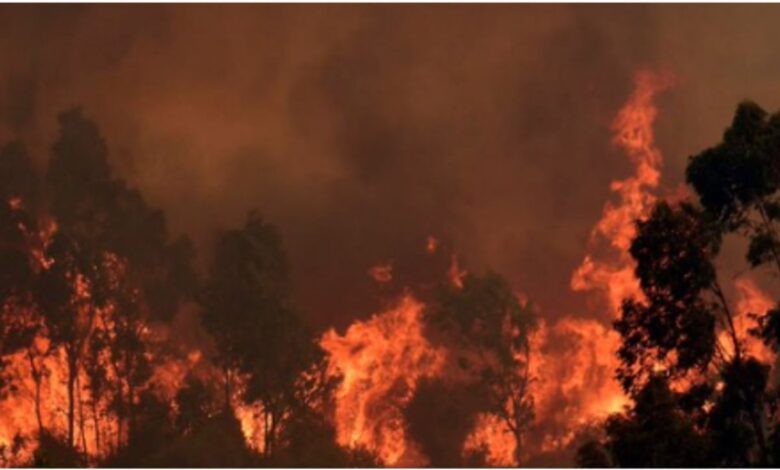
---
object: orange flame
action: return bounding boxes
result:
[368,263,393,284]
[571,70,674,314]
[462,413,515,466]
[529,318,627,453]
[448,255,466,290]
[732,278,774,364]
[320,295,446,466]
[426,236,439,255]
[317,70,676,466]
[525,70,674,458]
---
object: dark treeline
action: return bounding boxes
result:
[0,108,384,467]
[7,100,780,469]
[577,102,780,467]
[0,108,537,467]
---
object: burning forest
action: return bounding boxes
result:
[2,4,780,468]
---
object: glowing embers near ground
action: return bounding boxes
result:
[320,295,445,466]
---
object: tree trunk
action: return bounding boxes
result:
[128,381,136,438]
[77,373,88,455]
[116,381,125,450]
[67,350,77,448]
[224,367,232,412]
[513,430,523,467]
[268,409,280,458]
[27,349,44,437]
[749,407,769,466]
[91,399,101,458]
[511,401,524,467]
[263,409,271,457]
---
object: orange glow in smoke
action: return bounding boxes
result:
[448,255,466,290]
[732,278,774,364]
[426,236,439,255]
[368,263,393,284]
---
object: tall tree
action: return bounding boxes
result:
[586,100,780,467]
[425,272,536,465]
[202,211,323,458]
[609,200,774,465]
[595,376,710,467]
[0,142,48,437]
[39,108,197,452]
[403,377,489,467]
[686,101,780,273]
[614,201,724,394]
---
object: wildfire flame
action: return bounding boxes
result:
[315,70,677,466]
[368,264,393,284]
[732,278,774,364]
[426,236,439,255]
[462,413,515,466]
[320,295,446,466]
[528,318,627,453]
[5,67,774,469]
[526,70,673,456]
[571,70,674,314]
[448,255,466,290]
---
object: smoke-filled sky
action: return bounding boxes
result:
[3,4,780,331]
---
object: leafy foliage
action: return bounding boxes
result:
[584,100,780,467]
[202,211,328,458]
[425,272,536,464]
[615,201,721,393]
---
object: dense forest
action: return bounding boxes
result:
[2,99,780,467]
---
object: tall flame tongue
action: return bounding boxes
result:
[572,70,673,314]
[526,71,673,456]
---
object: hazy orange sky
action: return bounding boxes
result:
[2,4,780,330]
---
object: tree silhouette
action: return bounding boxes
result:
[599,376,710,467]
[40,108,198,453]
[707,358,772,466]
[0,107,355,467]
[686,102,780,269]
[425,272,536,465]
[0,142,48,437]
[202,211,325,458]
[603,200,772,466]
[403,377,489,467]
[614,201,723,394]
[583,100,780,467]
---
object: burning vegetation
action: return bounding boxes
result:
[0,65,780,469]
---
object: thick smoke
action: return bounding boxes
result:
[0,4,779,332]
